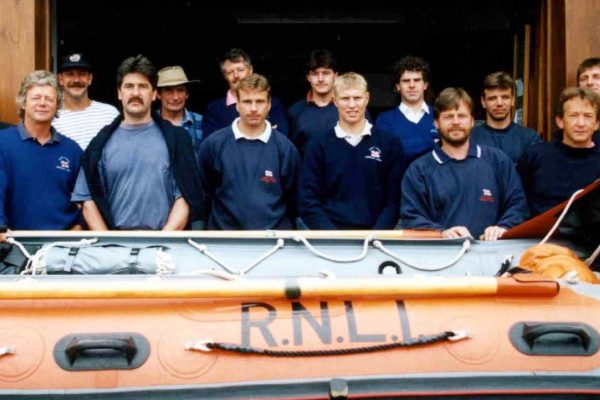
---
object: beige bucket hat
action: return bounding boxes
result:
[157,66,201,87]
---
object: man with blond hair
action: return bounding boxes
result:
[299,72,406,229]
[0,70,82,236]
[199,73,300,229]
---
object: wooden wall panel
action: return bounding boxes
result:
[0,0,50,125]
[565,0,600,86]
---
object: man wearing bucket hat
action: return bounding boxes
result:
[156,66,203,157]
[52,52,119,150]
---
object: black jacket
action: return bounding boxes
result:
[81,114,204,229]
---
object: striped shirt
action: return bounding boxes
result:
[52,101,120,150]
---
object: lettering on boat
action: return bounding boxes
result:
[240,300,412,347]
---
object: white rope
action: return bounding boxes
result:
[193,269,239,280]
[290,234,373,263]
[586,242,600,266]
[188,239,237,274]
[373,239,471,272]
[240,239,284,274]
[187,238,285,276]
[20,238,98,275]
[155,249,176,275]
[6,238,33,260]
[540,189,584,245]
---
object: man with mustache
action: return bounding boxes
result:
[401,87,528,240]
[0,70,82,240]
[471,72,541,163]
[72,55,203,230]
[202,48,289,137]
[52,53,119,150]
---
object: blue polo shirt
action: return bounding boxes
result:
[0,124,82,229]
[400,141,529,237]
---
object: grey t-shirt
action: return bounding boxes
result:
[72,121,181,229]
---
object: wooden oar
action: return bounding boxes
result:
[0,275,558,300]
[7,229,443,241]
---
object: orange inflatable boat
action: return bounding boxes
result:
[0,225,598,399]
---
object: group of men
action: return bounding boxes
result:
[0,49,599,241]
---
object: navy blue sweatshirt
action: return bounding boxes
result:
[517,139,600,216]
[199,126,300,229]
[299,127,406,229]
[471,122,542,163]
[287,100,339,157]
[401,141,529,237]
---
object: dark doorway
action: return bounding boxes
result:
[56,0,535,119]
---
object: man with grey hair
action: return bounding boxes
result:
[202,48,289,136]
[401,87,528,240]
[0,70,83,238]
[299,72,406,229]
[517,87,600,216]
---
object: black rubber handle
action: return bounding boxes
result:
[509,322,600,356]
[65,336,137,365]
[523,323,591,350]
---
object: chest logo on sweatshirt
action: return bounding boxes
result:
[479,188,496,203]
[260,169,277,184]
[56,156,72,172]
[365,147,382,162]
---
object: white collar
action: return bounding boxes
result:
[399,101,429,115]
[232,117,272,143]
[334,120,373,139]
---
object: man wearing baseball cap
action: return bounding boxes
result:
[52,52,119,150]
[156,66,203,157]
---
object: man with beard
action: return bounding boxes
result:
[471,72,541,163]
[52,53,119,150]
[72,55,203,230]
[400,87,528,240]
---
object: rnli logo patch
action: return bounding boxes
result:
[56,156,71,172]
[260,169,277,184]
[365,146,382,162]
[479,188,495,202]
